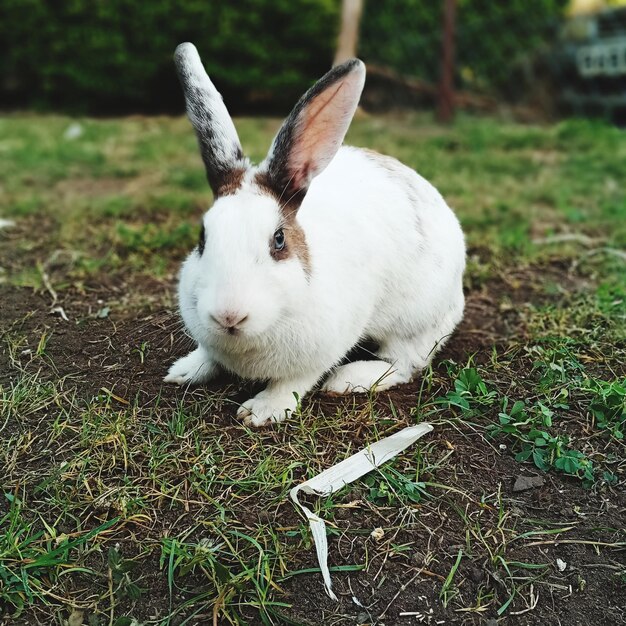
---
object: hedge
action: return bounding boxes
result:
[0,0,339,114]
[360,0,568,95]
[1,1,568,113]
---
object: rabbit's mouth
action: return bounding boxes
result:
[206,325,246,344]
[210,327,256,350]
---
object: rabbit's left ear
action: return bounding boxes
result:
[262,59,365,207]
[175,43,247,196]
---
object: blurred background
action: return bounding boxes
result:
[1,0,626,122]
[1,5,625,624]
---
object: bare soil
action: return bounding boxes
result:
[1,255,625,625]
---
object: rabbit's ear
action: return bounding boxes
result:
[175,43,247,196]
[262,59,365,207]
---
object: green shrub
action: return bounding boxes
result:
[1,0,568,112]
[0,0,339,113]
[360,0,567,94]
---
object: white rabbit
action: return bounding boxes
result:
[165,43,466,427]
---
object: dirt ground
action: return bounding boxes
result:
[1,112,625,625]
[2,255,625,626]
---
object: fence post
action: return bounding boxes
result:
[437,0,456,123]
[334,0,364,66]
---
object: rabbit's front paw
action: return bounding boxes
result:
[164,347,216,386]
[237,391,297,428]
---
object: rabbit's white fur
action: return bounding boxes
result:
[165,43,465,426]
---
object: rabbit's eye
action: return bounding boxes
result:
[273,229,285,251]
[198,224,206,255]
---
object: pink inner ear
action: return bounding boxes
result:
[289,73,362,189]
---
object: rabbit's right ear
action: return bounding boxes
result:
[175,43,247,196]
[261,59,365,208]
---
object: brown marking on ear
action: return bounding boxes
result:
[253,170,279,201]
[214,166,247,197]
[254,170,306,213]
[255,171,311,275]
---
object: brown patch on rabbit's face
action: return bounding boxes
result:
[274,223,311,275]
[214,167,247,197]
[254,171,311,275]
[253,170,305,212]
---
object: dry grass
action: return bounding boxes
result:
[1,113,625,625]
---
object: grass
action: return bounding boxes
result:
[1,111,625,625]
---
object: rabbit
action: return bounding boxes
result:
[164,42,466,427]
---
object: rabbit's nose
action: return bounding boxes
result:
[210,311,248,332]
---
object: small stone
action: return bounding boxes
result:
[513,475,545,492]
[64,122,83,140]
[67,610,84,626]
[96,306,110,319]
[356,611,370,625]
[556,558,567,572]
[370,527,385,541]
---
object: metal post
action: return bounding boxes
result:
[437,0,456,123]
